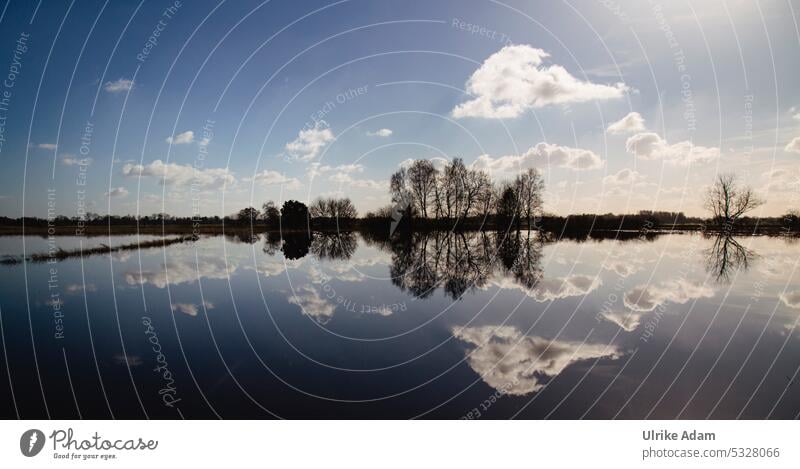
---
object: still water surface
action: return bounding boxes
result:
[0,231,798,418]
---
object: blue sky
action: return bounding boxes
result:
[0,0,798,218]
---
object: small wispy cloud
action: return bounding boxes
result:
[366,128,393,137]
[166,130,195,145]
[104,78,133,93]
[105,187,129,198]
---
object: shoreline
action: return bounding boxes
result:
[0,223,795,237]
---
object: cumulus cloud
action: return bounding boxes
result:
[452,45,628,119]
[287,285,336,323]
[784,137,800,154]
[603,168,645,186]
[308,162,364,179]
[607,112,646,134]
[122,160,235,190]
[328,172,385,190]
[624,279,714,312]
[366,128,393,137]
[248,170,302,189]
[125,253,237,288]
[399,157,449,171]
[105,187,129,198]
[104,78,133,93]
[492,274,601,301]
[530,275,601,302]
[601,310,643,332]
[604,260,640,278]
[166,130,195,145]
[625,132,719,166]
[453,325,621,395]
[780,291,800,309]
[763,168,799,192]
[285,123,334,161]
[472,142,604,174]
[171,301,214,317]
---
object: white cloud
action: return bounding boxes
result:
[171,301,214,317]
[472,142,604,174]
[105,187,129,198]
[780,291,800,309]
[530,275,601,302]
[452,45,628,119]
[285,123,334,161]
[763,168,799,192]
[166,130,195,145]
[122,160,235,190]
[604,260,640,278]
[602,168,645,186]
[249,170,302,189]
[308,162,364,179]
[399,157,449,171]
[366,128,393,137]
[125,253,237,288]
[490,274,601,302]
[624,279,714,312]
[607,112,646,134]
[601,310,644,332]
[36,143,57,150]
[784,137,800,154]
[61,155,92,166]
[287,286,336,323]
[104,78,133,93]
[329,172,385,190]
[626,132,719,165]
[453,326,621,395]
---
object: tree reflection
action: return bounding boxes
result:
[705,235,755,283]
[310,232,357,260]
[389,230,544,300]
[281,232,312,260]
[267,231,357,261]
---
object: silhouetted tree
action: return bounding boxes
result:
[407,159,438,218]
[514,168,544,230]
[704,174,763,230]
[310,232,357,260]
[237,207,261,224]
[281,232,312,259]
[262,201,280,226]
[496,184,519,230]
[280,200,309,229]
[705,234,754,283]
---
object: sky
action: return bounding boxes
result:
[0,0,798,218]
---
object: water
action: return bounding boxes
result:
[0,231,798,419]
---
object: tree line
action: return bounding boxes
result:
[2,162,798,235]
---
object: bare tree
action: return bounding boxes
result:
[407,159,438,218]
[308,198,328,219]
[309,197,358,220]
[703,174,763,229]
[514,168,545,230]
